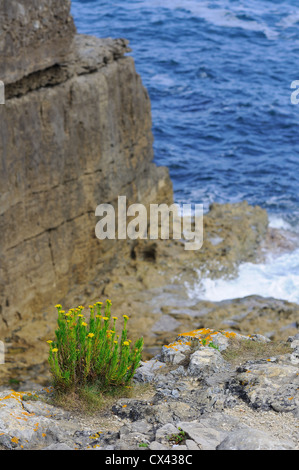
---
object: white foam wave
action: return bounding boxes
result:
[268,215,293,231]
[139,0,279,40]
[186,248,299,304]
[277,11,299,29]
[151,74,176,87]
[268,214,299,236]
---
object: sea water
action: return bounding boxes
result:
[71,0,299,304]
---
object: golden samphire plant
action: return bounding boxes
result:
[47,300,143,393]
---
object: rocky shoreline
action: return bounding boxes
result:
[0,328,298,450]
[1,200,298,390]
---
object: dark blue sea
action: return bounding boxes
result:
[71,0,299,303]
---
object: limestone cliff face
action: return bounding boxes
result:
[0,0,76,84]
[0,3,172,337]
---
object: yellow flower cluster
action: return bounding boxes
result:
[47,299,143,393]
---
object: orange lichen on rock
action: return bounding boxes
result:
[163,339,186,350]
[178,328,237,343]
[0,391,25,402]
[222,331,237,338]
[178,328,218,346]
[21,411,35,417]
[178,328,215,339]
[176,328,242,349]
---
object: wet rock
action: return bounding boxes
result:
[196,201,269,279]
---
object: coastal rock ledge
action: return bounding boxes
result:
[0,329,298,450]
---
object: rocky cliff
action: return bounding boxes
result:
[0,0,172,367]
[0,1,298,394]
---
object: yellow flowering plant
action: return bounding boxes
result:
[48,300,143,393]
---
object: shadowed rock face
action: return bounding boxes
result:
[0,0,76,84]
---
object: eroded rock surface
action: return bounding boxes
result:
[0,329,298,450]
[0,0,76,84]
